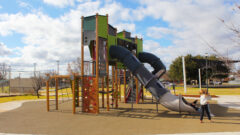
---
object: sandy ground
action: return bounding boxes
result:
[0,97,240,135]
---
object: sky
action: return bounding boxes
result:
[0,0,240,77]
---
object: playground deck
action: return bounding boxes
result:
[0,99,240,135]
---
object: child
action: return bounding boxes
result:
[200,89,212,123]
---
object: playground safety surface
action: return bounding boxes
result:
[0,99,240,135]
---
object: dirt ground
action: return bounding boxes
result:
[0,98,240,135]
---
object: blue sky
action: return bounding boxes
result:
[0,0,240,77]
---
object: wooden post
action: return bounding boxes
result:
[102,77,104,108]
[81,16,84,112]
[72,74,76,114]
[135,36,139,104]
[115,65,118,108]
[95,13,99,113]
[141,84,144,103]
[124,69,126,103]
[46,75,50,112]
[106,14,110,111]
[77,77,79,107]
[112,66,115,108]
[135,77,139,104]
[55,77,58,110]
[118,71,121,101]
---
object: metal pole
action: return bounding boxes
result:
[34,63,36,77]
[198,68,201,91]
[205,53,208,94]
[56,60,59,75]
[18,73,21,94]
[182,57,187,94]
[8,66,11,95]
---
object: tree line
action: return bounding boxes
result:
[168,54,229,84]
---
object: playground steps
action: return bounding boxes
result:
[126,86,136,103]
[125,81,142,103]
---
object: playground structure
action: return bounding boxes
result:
[46,14,199,114]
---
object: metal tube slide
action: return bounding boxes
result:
[138,52,166,79]
[109,46,168,101]
[109,46,198,113]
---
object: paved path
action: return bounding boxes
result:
[0,99,44,113]
[216,95,240,110]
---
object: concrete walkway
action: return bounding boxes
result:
[216,95,240,110]
[0,99,44,113]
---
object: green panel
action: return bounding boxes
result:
[98,16,108,38]
[83,16,96,31]
[117,32,124,38]
[107,35,116,60]
[137,38,143,56]
[117,36,133,43]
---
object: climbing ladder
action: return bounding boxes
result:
[125,79,143,103]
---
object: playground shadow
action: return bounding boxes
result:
[46,99,240,122]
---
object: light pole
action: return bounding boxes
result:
[56,60,59,75]
[34,63,36,77]
[205,53,208,94]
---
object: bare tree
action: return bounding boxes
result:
[0,63,7,80]
[32,72,44,98]
[218,5,240,75]
[220,5,240,46]
[45,70,57,87]
[67,57,81,75]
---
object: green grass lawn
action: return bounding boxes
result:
[0,86,10,93]
[167,86,240,95]
[0,95,46,103]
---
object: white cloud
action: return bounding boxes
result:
[114,23,136,32]
[147,27,174,39]
[140,0,240,66]
[0,0,136,75]
[0,42,12,56]
[42,0,75,8]
[0,12,81,70]
[1,0,239,74]
[18,1,32,8]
